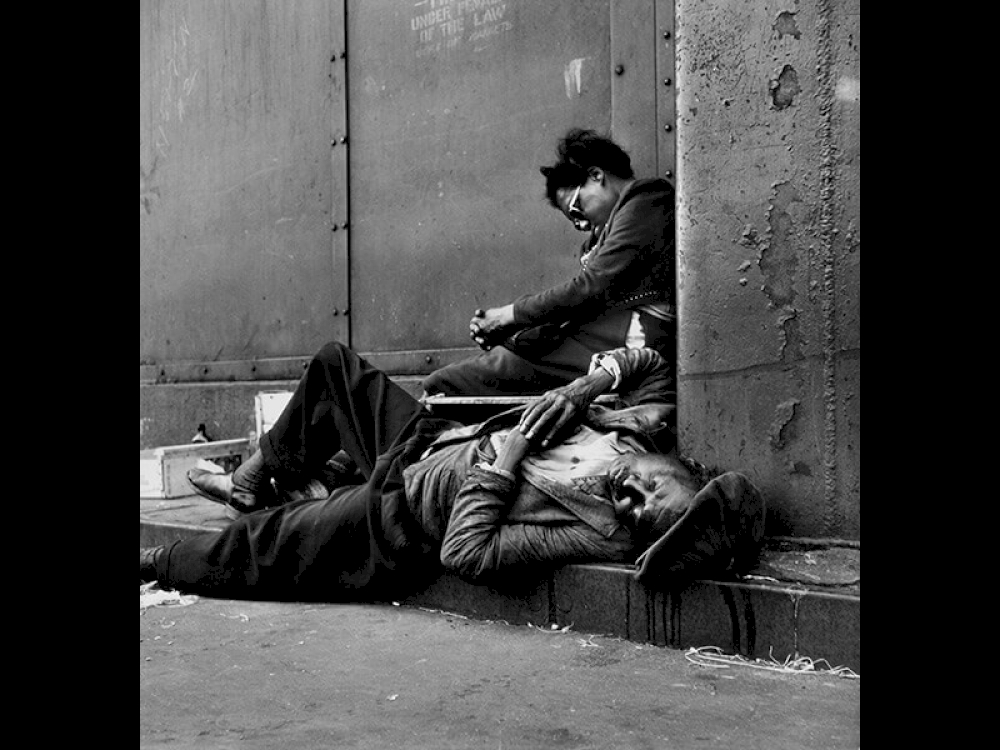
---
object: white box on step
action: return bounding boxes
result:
[255,390,294,437]
[140,438,252,498]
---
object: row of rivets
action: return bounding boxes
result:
[664,28,674,181]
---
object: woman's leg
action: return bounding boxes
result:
[421,346,577,397]
[421,311,633,396]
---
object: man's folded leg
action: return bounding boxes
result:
[260,340,428,483]
[188,340,429,514]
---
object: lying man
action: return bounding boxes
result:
[140,341,765,601]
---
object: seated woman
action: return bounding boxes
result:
[422,127,676,398]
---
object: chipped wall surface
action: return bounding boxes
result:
[675,0,860,538]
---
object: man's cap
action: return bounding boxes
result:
[633,472,766,588]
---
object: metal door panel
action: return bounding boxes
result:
[347,0,615,356]
[140,0,347,380]
[654,0,676,183]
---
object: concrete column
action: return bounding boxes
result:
[675,0,860,538]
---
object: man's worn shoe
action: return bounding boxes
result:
[187,469,255,518]
[186,468,278,518]
[140,546,164,583]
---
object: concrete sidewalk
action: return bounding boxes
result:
[140,594,860,749]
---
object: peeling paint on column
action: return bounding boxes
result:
[770,65,801,110]
[738,224,761,250]
[774,11,801,40]
[758,181,801,309]
[737,259,751,286]
[737,189,804,361]
[787,460,812,477]
[777,305,803,361]
[768,398,800,450]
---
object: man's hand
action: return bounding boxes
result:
[518,368,615,448]
[492,428,530,474]
[470,304,516,350]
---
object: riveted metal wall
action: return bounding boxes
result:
[140,0,676,445]
[653,0,676,182]
[346,0,668,368]
[140,0,348,384]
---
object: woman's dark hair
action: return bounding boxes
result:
[539,128,634,208]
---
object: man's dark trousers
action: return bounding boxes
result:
[156,342,458,601]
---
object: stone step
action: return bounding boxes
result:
[140,496,859,673]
